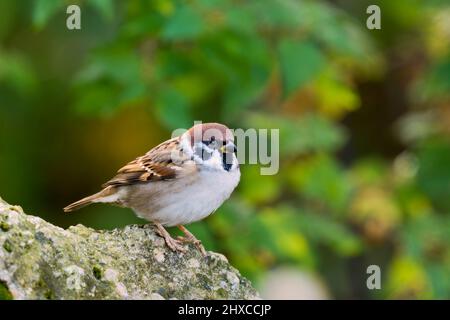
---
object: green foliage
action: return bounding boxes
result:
[278,40,325,97]
[245,113,346,155]
[32,0,63,29]
[89,0,114,20]
[288,154,352,212]
[161,6,205,40]
[416,138,450,212]
[0,52,37,94]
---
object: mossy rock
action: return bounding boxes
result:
[0,197,258,300]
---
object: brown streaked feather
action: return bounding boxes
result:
[64,186,117,212]
[102,137,186,188]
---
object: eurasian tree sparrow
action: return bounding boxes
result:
[64,123,240,256]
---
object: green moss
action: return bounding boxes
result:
[195,273,212,290]
[35,231,49,243]
[93,265,103,280]
[0,281,13,300]
[0,198,259,299]
[215,287,228,299]
[36,279,45,288]
[44,290,54,300]
[0,221,10,232]
[3,239,12,252]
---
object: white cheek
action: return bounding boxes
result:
[201,150,224,171]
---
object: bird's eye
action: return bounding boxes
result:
[203,136,216,146]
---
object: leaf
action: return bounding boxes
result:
[349,158,388,187]
[161,6,205,40]
[241,0,303,29]
[89,0,115,20]
[300,2,373,59]
[314,70,360,118]
[239,165,282,205]
[278,40,325,97]
[402,215,450,260]
[0,52,37,94]
[288,154,352,212]
[349,186,402,238]
[74,47,146,114]
[119,81,146,104]
[260,206,361,257]
[416,138,450,211]
[220,36,271,120]
[75,83,121,116]
[274,231,310,261]
[387,257,432,299]
[416,55,450,102]
[295,210,363,256]
[225,7,257,34]
[33,0,64,29]
[245,112,346,155]
[154,87,193,129]
[122,13,163,37]
[258,208,313,264]
[90,47,142,84]
[0,1,17,41]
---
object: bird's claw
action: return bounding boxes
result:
[155,225,187,253]
[176,235,200,245]
[165,236,187,253]
[177,236,207,256]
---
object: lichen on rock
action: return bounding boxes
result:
[0,197,259,300]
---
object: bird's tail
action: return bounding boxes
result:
[64,187,118,212]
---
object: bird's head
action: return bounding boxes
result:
[180,123,238,172]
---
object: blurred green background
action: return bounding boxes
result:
[0,0,449,299]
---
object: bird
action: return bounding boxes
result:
[64,123,240,256]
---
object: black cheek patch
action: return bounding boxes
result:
[222,153,233,171]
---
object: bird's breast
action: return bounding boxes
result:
[128,168,240,226]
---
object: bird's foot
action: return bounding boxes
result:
[164,236,187,253]
[155,223,187,253]
[177,226,207,256]
[177,236,207,256]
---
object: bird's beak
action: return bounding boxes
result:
[220,142,237,154]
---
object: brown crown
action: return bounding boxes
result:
[186,123,234,145]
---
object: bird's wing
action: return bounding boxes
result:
[102,137,187,188]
